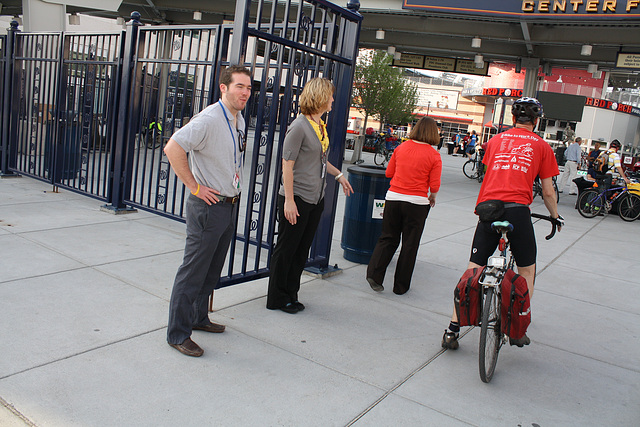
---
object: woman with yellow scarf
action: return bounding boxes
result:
[267,77,353,314]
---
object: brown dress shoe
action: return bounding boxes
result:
[169,338,204,357]
[192,321,225,333]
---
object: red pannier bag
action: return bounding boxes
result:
[500,269,531,339]
[454,267,484,326]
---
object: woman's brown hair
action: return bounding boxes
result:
[408,116,440,145]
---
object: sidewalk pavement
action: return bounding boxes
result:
[1,150,639,426]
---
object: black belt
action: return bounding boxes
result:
[217,195,240,204]
[503,202,529,209]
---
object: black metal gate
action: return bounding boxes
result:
[5,28,122,199]
[124,24,221,219]
[224,0,363,283]
[0,0,362,287]
[10,32,62,181]
[0,34,6,174]
[57,32,123,198]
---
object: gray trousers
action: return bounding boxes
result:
[167,194,237,345]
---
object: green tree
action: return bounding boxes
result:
[350,50,418,162]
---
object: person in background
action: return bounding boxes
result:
[452,132,464,156]
[604,140,630,187]
[366,116,442,295]
[385,125,394,140]
[462,132,470,155]
[562,124,575,143]
[164,65,252,357]
[267,77,353,314]
[558,136,582,195]
[586,140,602,181]
[465,130,478,159]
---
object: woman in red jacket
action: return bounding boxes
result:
[366,117,443,295]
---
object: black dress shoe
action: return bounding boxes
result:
[293,301,305,311]
[280,302,299,314]
[193,321,225,333]
[169,338,204,357]
[367,277,383,292]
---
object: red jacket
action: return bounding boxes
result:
[386,140,442,198]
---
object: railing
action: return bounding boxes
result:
[0,1,363,286]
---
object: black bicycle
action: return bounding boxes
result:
[140,121,164,149]
[577,179,640,221]
[374,137,398,166]
[463,148,485,182]
[532,176,559,203]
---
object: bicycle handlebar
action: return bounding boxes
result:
[531,213,558,240]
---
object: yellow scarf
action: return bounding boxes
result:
[306,116,329,153]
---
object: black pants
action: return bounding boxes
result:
[367,200,431,295]
[267,195,324,309]
[469,206,536,267]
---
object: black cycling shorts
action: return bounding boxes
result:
[469,206,537,267]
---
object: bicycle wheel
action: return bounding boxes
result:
[477,164,485,183]
[386,150,393,164]
[374,150,387,166]
[618,193,640,221]
[463,160,477,179]
[479,287,501,383]
[146,133,162,149]
[532,179,558,202]
[577,189,604,218]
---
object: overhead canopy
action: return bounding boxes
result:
[401,0,640,20]
[41,0,121,11]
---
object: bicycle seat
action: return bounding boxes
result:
[491,221,513,233]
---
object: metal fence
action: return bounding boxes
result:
[232,0,363,282]
[0,34,6,173]
[0,0,362,287]
[12,33,62,181]
[7,30,122,198]
[58,32,123,198]
[125,25,221,219]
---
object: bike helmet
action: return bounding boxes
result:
[511,97,544,124]
[610,139,621,150]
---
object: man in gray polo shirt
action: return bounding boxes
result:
[558,136,582,195]
[164,65,251,357]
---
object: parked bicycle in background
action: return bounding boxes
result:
[577,175,640,221]
[374,133,401,166]
[138,120,164,149]
[463,145,485,182]
[532,176,559,202]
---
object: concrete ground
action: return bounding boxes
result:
[1,149,639,426]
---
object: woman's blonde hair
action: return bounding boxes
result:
[408,116,440,145]
[299,77,335,115]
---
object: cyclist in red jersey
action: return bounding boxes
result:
[442,97,564,349]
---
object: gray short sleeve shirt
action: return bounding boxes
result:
[171,101,245,196]
[279,114,328,204]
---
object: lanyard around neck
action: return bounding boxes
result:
[219,101,241,168]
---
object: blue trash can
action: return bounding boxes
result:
[341,165,391,264]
